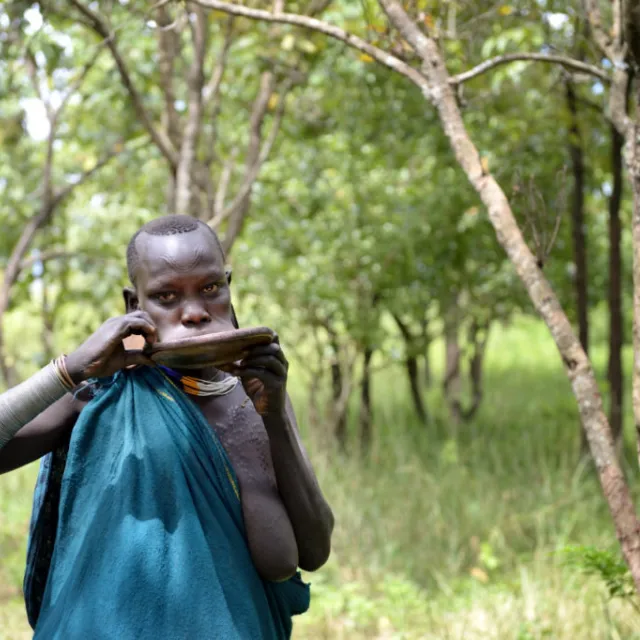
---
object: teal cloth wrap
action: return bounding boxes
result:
[26,367,309,639]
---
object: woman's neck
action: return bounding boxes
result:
[173,366,224,381]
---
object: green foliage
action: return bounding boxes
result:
[1,0,633,385]
[561,545,636,602]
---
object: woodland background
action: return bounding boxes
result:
[2,1,640,638]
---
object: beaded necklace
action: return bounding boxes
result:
[159,366,239,397]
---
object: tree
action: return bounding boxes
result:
[194,0,640,591]
[0,11,127,385]
[56,0,333,254]
[0,1,336,382]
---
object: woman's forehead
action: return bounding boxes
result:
[137,231,224,279]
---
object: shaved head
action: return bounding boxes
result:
[126,215,224,284]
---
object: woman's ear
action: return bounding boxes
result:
[123,287,139,313]
[225,268,232,285]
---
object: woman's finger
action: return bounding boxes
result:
[242,343,287,366]
[235,367,279,386]
[237,356,286,378]
[116,318,157,343]
[123,350,157,369]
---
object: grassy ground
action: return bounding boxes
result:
[2,317,640,639]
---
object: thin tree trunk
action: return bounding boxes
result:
[174,6,208,216]
[420,314,431,388]
[359,346,374,451]
[331,361,346,440]
[565,79,589,453]
[393,313,428,424]
[608,121,625,447]
[443,308,462,426]
[566,81,589,356]
[461,319,489,422]
[220,72,277,254]
[422,321,433,389]
[407,354,428,423]
[156,4,181,149]
[328,334,348,448]
[631,85,640,473]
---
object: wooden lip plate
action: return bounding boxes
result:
[143,326,275,369]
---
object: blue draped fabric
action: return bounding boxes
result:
[23,367,309,639]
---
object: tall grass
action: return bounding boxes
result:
[2,317,640,639]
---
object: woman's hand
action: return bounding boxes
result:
[230,336,288,418]
[65,311,158,383]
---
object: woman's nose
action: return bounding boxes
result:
[181,302,212,327]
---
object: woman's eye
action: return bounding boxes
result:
[156,292,177,303]
[202,283,219,294]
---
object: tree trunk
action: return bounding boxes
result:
[393,313,428,424]
[331,357,346,447]
[420,313,432,388]
[174,6,208,216]
[461,319,489,422]
[566,81,589,356]
[359,346,374,451]
[408,355,428,423]
[631,86,640,473]
[568,77,590,456]
[221,72,275,255]
[608,122,625,447]
[306,371,321,431]
[328,333,349,449]
[443,308,462,426]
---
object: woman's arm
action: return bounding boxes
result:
[0,362,72,451]
[233,340,334,572]
[262,396,334,572]
[0,391,82,474]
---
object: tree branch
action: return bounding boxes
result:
[50,145,127,210]
[212,153,236,221]
[203,17,235,167]
[19,251,76,272]
[451,52,610,85]
[0,140,128,314]
[211,70,276,244]
[581,0,631,138]
[174,3,209,215]
[156,3,181,147]
[69,0,178,167]
[190,0,427,88]
[58,36,109,115]
[210,75,291,237]
[583,0,615,60]
[612,0,623,50]
[24,48,55,121]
